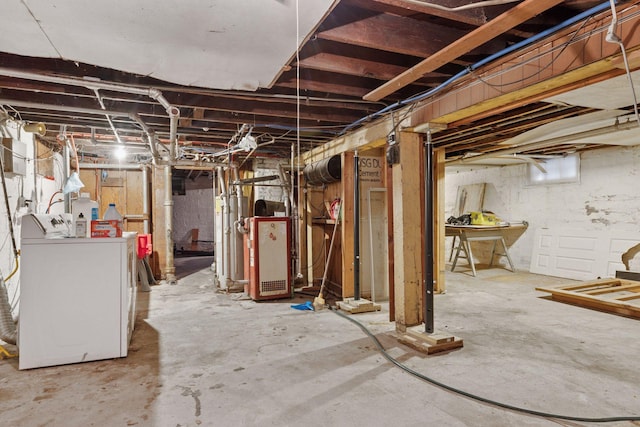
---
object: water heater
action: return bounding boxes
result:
[247,217,291,300]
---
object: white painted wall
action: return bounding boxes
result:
[445,145,640,270]
[253,158,287,206]
[172,177,215,245]
[1,118,63,322]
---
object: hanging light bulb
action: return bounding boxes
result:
[22,122,47,136]
[114,145,127,161]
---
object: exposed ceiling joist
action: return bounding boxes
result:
[364,0,566,101]
[0,0,630,162]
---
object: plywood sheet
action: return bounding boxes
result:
[453,183,485,217]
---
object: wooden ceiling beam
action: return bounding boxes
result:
[276,79,370,98]
[368,0,493,26]
[298,52,409,81]
[317,12,467,58]
[297,52,444,86]
[364,0,565,101]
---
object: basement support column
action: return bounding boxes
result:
[391,132,423,330]
[395,128,463,354]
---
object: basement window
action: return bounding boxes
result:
[527,153,580,185]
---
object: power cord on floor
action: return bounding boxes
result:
[329,306,640,423]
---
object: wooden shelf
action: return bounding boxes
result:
[312,218,336,225]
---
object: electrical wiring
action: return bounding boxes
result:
[402,0,520,12]
[470,15,594,93]
[605,0,640,125]
[330,307,640,423]
[45,190,63,213]
[340,1,613,135]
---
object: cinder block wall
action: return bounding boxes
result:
[445,145,640,269]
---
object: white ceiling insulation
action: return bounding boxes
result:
[1,0,336,90]
[498,109,633,147]
[544,70,640,110]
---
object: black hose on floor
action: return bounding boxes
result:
[330,307,640,423]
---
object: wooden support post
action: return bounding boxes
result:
[152,165,168,278]
[392,132,423,330]
[341,151,355,298]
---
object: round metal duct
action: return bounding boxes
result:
[303,155,341,186]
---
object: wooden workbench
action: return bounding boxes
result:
[446,223,528,276]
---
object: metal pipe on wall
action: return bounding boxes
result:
[142,166,150,234]
[354,150,361,301]
[0,69,185,283]
[129,113,160,161]
[424,130,435,333]
[63,140,71,213]
[211,168,218,275]
[290,144,299,280]
[216,166,226,284]
[164,163,176,284]
[277,164,291,216]
[162,105,179,285]
[78,163,144,170]
[232,166,243,225]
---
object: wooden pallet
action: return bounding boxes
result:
[536,278,640,319]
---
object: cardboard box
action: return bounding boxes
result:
[90,220,122,238]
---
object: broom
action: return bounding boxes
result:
[313,202,340,310]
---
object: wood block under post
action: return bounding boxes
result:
[337,298,381,314]
[398,325,463,355]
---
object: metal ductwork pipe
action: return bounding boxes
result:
[215,167,226,283]
[0,276,17,345]
[164,162,176,285]
[254,200,286,216]
[142,166,150,234]
[277,164,291,216]
[303,155,341,186]
[78,163,144,170]
[129,113,160,162]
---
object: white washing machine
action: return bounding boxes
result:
[18,214,137,370]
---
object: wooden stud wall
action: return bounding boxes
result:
[152,166,168,278]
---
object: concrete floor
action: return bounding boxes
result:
[1,258,639,427]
